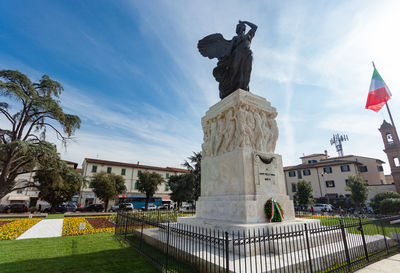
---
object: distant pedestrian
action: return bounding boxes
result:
[311,205,314,214]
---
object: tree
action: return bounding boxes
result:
[182,151,201,201]
[90,172,126,211]
[346,175,369,208]
[34,160,84,213]
[295,180,314,207]
[0,70,80,199]
[168,173,197,206]
[370,191,400,213]
[137,171,163,210]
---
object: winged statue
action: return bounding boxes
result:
[198,20,257,99]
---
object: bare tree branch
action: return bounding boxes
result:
[0,107,16,124]
[11,183,38,192]
[42,123,69,141]
[9,158,35,174]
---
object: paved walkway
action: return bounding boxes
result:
[355,254,400,272]
[17,219,64,240]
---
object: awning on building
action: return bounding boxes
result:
[8,195,30,201]
[162,196,171,201]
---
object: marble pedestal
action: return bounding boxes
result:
[178,89,296,232]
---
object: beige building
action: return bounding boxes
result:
[284,152,388,203]
[79,158,189,207]
[0,160,79,207]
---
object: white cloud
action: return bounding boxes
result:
[3,0,399,175]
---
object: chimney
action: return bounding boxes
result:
[137,161,139,165]
[324,150,328,158]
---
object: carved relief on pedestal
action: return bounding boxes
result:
[202,101,278,157]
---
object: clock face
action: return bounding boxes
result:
[387,133,393,142]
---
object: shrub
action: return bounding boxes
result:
[29,207,38,213]
[370,191,400,213]
[379,198,400,215]
[264,199,284,222]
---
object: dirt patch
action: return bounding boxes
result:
[86,218,115,229]
[0,221,12,227]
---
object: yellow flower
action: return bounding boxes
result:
[62,216,115,236]
[0,218,41,240]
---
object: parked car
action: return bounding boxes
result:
[6,203,28,213]
[157,204,171,210]
[111,205,120,212]
[308,203,333,212]
[118,203,134,211]
[42,203,77,213]
[67,203,77,212]
[77,204,104,212]
[0,204,8,213]
[43,205,66,213]
[180,203,195,211]
[294,205,303,211]
[140,204,157,211]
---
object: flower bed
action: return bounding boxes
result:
[0,220,12,227]
[62,216,115,236]
[0,218,41,240]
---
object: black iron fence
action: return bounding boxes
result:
[115,211,400,273]
[295,210,391,219]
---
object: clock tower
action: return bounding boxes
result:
[379,120,400,193]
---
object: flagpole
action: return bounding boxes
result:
[386,103,396,130]
[386,102,399,141]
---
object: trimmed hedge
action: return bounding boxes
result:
[370,191,400,213]
[379,198,400,215]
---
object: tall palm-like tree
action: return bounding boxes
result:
[182,152,201,201]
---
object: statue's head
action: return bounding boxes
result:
[236,22,246,35]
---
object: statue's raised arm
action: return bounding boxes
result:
[240,20,257,40]
[198,20,257,99]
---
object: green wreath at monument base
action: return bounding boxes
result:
[264,198,284,223]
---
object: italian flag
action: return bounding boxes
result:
[365,66,392,112]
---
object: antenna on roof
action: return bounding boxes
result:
[330,134,348,157]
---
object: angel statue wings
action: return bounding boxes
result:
[198,20,257,100]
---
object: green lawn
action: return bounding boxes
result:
[45,213,65,219]
[298,215,400,238]
[0,233,160,273]
[125,234,197,273]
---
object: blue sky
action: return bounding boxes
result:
[1,0,400,172]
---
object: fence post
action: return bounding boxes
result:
[165,220,170,271]
[340,219,351,270]
[115,212,119,235]
[225,231,229,273]
[304,223,313,273]
[358,217,369,262]
[124,213,128,240]
[381,221,389,253]
[140,214,145,249]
